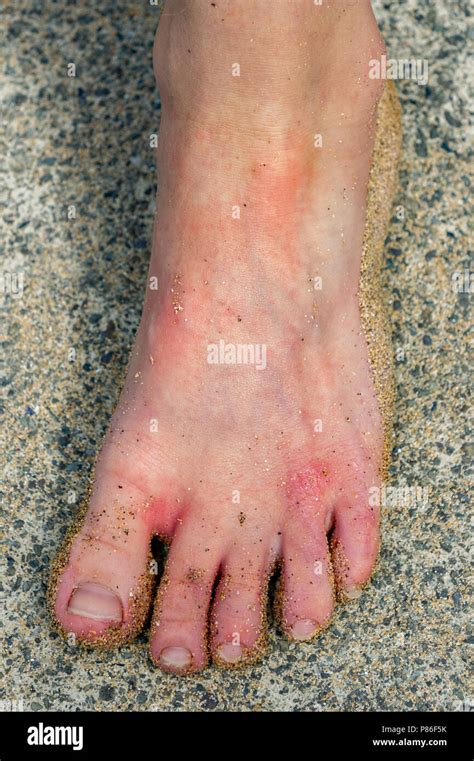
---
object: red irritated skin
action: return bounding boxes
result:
[50,0,390,674]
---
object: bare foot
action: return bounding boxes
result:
[50,0,400,674]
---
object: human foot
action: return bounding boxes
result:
[49,0,401,674]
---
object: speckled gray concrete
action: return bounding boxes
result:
[1,0,471,712]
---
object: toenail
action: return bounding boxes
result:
[290,619,318,641]
[67,582,122,622]
[159,647,192,670]
[217,643,243,664]
[344,586,362,600]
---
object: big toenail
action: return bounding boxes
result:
[217,643,243,664]
[159,647,192,670]
[290,619,318,641]
[67,582,122,622]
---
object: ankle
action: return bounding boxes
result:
[154,0,385,134]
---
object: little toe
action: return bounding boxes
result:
[330,495,380,601]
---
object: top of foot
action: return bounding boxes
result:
[50,0,398,674]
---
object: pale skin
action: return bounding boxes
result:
[52,0,389,673]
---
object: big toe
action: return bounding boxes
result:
[67,582,123,622]
[50,473,155,646]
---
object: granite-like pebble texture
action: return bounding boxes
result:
[1,0,471,712]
